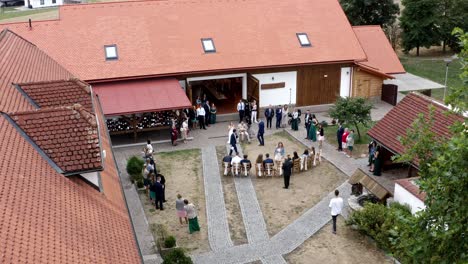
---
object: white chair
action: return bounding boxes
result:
[241,162,251,177]
[264,163,275,177]
[256,163,263,177]
[232,163,241,177]
[223,162,231,176]
[300,156,308,171]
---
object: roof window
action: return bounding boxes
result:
[296,33,311,47]
[201,38,216,53]
[104,45,118,60]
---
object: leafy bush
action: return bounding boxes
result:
[136,179,144,189]
[162,248,193,264]
[164,236,176,248]
[126,156,144,183]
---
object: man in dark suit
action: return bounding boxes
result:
[282,155,293,189]
[157,173,167,202]
[304,110,312,139]
[337,123,344,151]
[203,100,211,127]
[257,119,265,146]
[275,106,282,129]
[264,105,274,129]
[262,153,274,167]
[154,176,164,210]
[240,155,250,165]
[228,129,239,156]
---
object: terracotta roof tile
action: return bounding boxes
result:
[368,93,465,166]
[0,0,367,81]
[0,115,141,264]
[9,105,102,174]
[0,29,73,113]
[16,79,93,112]
[353,25,405,74]
[395,177,426,201]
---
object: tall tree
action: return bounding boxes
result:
[339,0,399,28]
[436,0,468,52]
[400,0,439,56]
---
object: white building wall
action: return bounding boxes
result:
[252,71,297,107]
[26,0,63,9]
[394,183,426,214]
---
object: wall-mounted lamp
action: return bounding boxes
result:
[324,75,328,78]
[272,76,275,81]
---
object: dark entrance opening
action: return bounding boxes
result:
[189,77,243,114]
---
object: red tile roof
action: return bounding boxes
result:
[9,105,102,174]
[368,93,465,165]
[0,0,367,81]
[16,79,93,112]
[0,114,141,264]
[94,78,192,116]
[0,29,73,113]
[353,26,405,74]
[395,177,426,201]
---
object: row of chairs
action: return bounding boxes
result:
[223,152,322,178]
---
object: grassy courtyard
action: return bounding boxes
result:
[322,122,375,158]
[400,55,463,101]
[137,149,209,254]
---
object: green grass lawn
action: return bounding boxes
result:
[0,6,57,21]
[323,122,375,158]
[399,55,464,101]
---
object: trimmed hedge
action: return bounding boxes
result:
[126,156,144,183]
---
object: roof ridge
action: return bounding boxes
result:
[72,104,97,128]
[71,78,91,94]
[0,28,37,47]
[407,92,451,111]
[17,79,71,86]
[9,106,72,116]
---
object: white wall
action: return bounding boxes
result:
[394,183,426,214]
[253,71,297,107]
[340,67,352,97]
[81,171,100,189]
[25,0,63,9]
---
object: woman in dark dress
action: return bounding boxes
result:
[170,125,178,146]
[210,103,217,124]
[372,146,382,176]
[308,114,318,141]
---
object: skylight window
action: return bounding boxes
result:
[296,33,311,47]
[201,38,216,53]
[104,45,118,60]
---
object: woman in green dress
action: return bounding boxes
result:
[210,103,217,124]
[308,114,318,141]
[372,146,382,176]
[184,199,200,234]
[291,109,299,131]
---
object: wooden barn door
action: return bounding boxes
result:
[247,74,259,103]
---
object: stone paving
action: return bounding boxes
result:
[201,146,234,251]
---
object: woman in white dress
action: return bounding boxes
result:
[281,105,288,128]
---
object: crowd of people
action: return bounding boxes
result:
[141,140,201,234]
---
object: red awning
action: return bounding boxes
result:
[93,78,191,116]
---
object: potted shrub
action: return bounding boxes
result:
[164,236,176,248]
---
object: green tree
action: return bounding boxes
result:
[339,0,399,28]
[394,30,468,263]
[400,0,440,56]
[436,0,468,52]
[328,97,372,140]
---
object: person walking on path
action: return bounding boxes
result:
[184,199,201,234]
[257,119,265,146]
[264,105,274,129]
[197,104,206,130]
[229,129,239,156]
[337,123,344,151]
[154,177,164,210]
[282,155,293,189]
[176,194,188,225]
[275,105,283,129]
[281,105,288,128]
[329,189,344,234]
[237,99,245,123]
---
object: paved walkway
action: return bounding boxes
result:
[201,146,234,251]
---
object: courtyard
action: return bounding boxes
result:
[114,122,392,264]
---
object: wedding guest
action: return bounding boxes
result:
[176,194,188,225]
[184,199,201,234]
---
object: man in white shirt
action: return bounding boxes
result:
[237,100,245,123]
[231,154,242,165]
[196,105,206,130]
[231,154,242,176]
[144,139,154,158]
[329,189,344,234]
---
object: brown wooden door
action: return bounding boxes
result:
[247,74,259,103]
